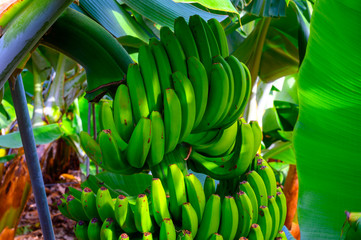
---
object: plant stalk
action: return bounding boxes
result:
[9,73,55,240]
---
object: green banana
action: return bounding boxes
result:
[276,230,287,239]
[184,129,218,147]
[219,196,238,240]
[88,218,101,240]
[80,131,103,168]
[247,224,264,240]
[177,230,193,240]
[164,88,182,153]
[58,196,75,221]
[209,233,223,240]
[151,178,171,226]
[159,218,176,240]
[148,111,165,167]
[182,202,198,238]
[207,19,229,58]
[172,71,196,142]
[234,191,253,239]
[99,101,128,151]
[134,194,154,233]
[204,176,216,200]
[193,121,237,157]
[120,233,130,240]
[67,195,89,221]
[74,221,89,240]
[196,194,221,240]
[160,26,187,76]
[276,187,287,232]
[96,187,115,222]
[189,120,255,180]
[142,232,153,240]
[167,164,187,222]
[250,121,262,157]
[127,63,150,123]
[212,55,234,128]
[239,180,258,223]
[194,63,229,132]
[186,56,208,129]
[114,195,137,234]
[268,196,281,240]
[189,15,212,74]
[113,84,134,142]
[184,173,206,222]
[100,218,117,240]
[149,38,174,94]
[223,56,250,126]
[257,205,273,240]
[174,16,199,59]
[81,187,100,220]
[257,165,277,198]
[238,237,248,240]
[202,17,220,58]
[126,117,152,168]
[246,170,268,208]
[139,44,162,112]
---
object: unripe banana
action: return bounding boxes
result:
[100,218,117,240]
[219,196,238,240]
[182,202,198,238]
[177,230,193,240]
[96,187,115,222]
[268,196,281,240]
[160,26,187,76]
[142,232,153,240]
[148,111,165,167]
[250,121,262,157]
[196,194,221,240]
[114,195,137,234]
[151,178,171,226]
[88,218,101,240]
[247,224,264,240]
[134,194,154,233]
[74,221,89,240]
[238,237,248,240]
[202,18,220,58]
[209,233,223,240]
[119,233,130,240]
[258,205,273,240]
[246,170,268,208]
[184,173,206,222]
[80,131,103,168]
[257,165,277,198]
[186,56,208,129]
[207,19,229,58]
[204,176,216,200]
[174,16,199,59]
[167,164,187,222]
[67,195,89,221]
[126,63,150,123]
[234,191,253,239]
[113,84,134,142]
[57,197,75,220]
[126,117,152,168]
[276,187,287,232]
[239,180,258,223]
[164,88,182,154]
[159,218,176,240]
[82,187,100,220]
[172,71,196,142]
[139,44,162,112]
[275,230,287,239]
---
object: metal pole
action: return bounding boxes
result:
[9,73,55,240]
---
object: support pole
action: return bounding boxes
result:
[9,73,55,240]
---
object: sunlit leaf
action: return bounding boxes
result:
[262,140,295,164]
[0,124,63,148]
[0,154,16,163]
[172,0,238,15]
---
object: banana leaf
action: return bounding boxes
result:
[294,0,361,239]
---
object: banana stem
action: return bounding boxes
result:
[9,73,55,240]
[86,102,91,177]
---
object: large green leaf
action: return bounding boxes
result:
[294,0,361,239]
[0,124,63,148]
[172,0,238,14]
[121,0,227,30]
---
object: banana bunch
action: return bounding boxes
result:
[60,158,287,240]
[79,15,258,180]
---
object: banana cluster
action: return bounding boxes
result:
[59,157,287,240]
[79,15,256,179]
